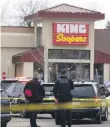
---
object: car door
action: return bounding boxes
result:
[1,89,10,115]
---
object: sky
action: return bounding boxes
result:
[0,0,110,28]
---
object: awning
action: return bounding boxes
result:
[12,46,44,63]
[95,50,110,63]
[12,48,110,64]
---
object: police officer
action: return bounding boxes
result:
[53,70,74,127]
[24,72,45,127]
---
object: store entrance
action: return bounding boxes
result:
[48,63,90,82]
[94,64,103,84]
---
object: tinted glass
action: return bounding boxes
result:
[1,90,8,97]
[13,84,25,94]
[48,62,90,82]
[1,80,18,90]
[48,49,90,59]
[5,84,15,94]
[48,49,62,59]
[43,84,54,92]
[62,50,74,59]
[71,85,95,98]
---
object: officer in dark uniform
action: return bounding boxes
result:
[53,70,74,127]
[24,72,45,127]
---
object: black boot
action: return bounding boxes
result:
[68,125,72,127]
[37,125,41,127]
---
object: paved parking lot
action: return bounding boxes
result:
[7,114,110,127]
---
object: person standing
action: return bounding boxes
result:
[53,70,74,127]
[23,72,45,127]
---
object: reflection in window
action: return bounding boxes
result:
[34,63,44,80]
[94,64,103,84]
[48,49,62,59]
[62,50,74,59]
[71,85,95,98]
[14,84,24,94]
[48,49,90,59]
[81,50,90,59]
[5,84,15,94]
[37,27,42,46]
[48,62,90,82]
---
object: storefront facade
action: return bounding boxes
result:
[2,4,110,83]
[24,4,104,82]
[42,20,94,82]
[1,26,34,79]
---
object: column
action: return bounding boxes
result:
[90,62,94,80]
[90,48,94,80]
[104,64,110,82]
[34,23,37,47]
[89,22,94,80]
[44,48,48,83]
[23,62,33,77]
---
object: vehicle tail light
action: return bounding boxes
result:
[94,96,101,103]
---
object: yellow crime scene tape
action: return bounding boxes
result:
[1,97,110,112]
[1,97,110,101]
[1,102,105,112]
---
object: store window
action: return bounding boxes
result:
[62,50,75,59]
[48,62,90,82]
[36,27,42,46]
[33,62,44,80]
[94,64,103,84]
[48,49,90,59]
[48,49,62,59]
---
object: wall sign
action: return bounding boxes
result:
[53,22,89,45]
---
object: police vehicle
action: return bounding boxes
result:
[55,80,110,124]
[1,77,32,90]
[1,89,12,127]
[4,82,55,118]
[39,83,55,118]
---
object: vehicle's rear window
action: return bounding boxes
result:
[43,84,54,92]
[71,85,95,98]
[1,90,8,97]
[13,84,25,94]
[1,80,18,90]
[19,81,28,85]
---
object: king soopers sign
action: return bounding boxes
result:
[53,22,89,45]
